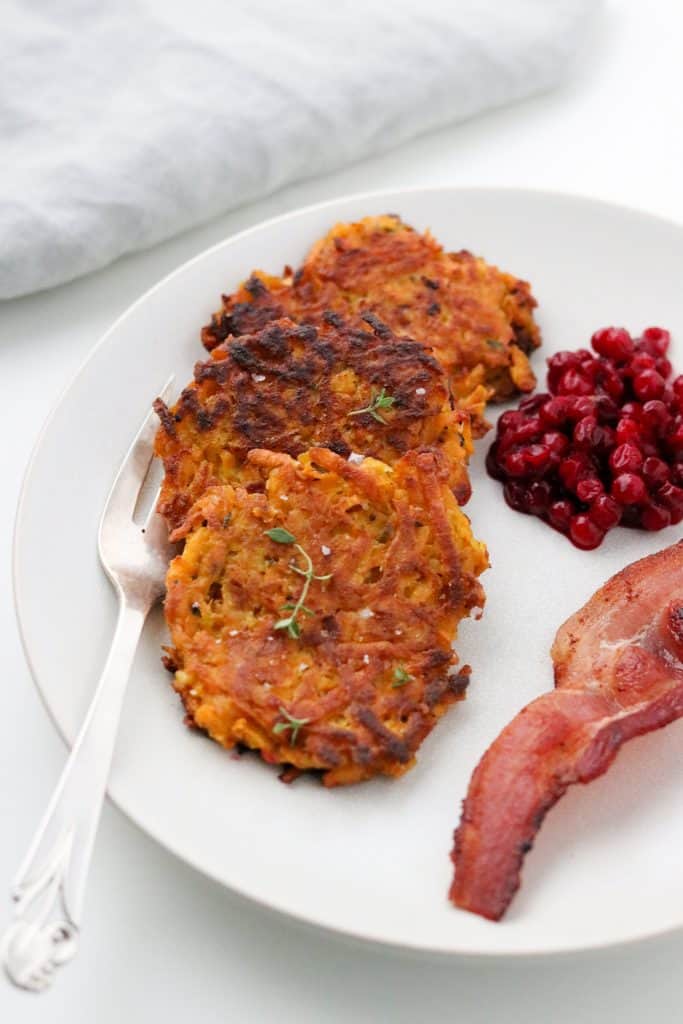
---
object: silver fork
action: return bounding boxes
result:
[2,380,175,992]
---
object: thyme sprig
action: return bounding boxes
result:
[273,706,310,745]
[348,387,396,424]
[264,528,332,639]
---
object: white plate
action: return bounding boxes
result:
[14,188,683,957]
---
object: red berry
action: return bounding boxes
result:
[672,376,683,403]
[640,399,670,434]
[548,499,575,533]
[633,369,665,401]
[559,453,594,492]
[547,352,581,393]
[630,353,657,374]
[640,327,670,356]
[592,424,615,453]
[611,472,647,505]
[589,494,621,530]
[657,482,683,517]
[503,482,528,512]
[569,514,605,550]
[576,353,599,380]
[640,503,671,531]
[518,393,548,415]
[668,426,683,454]
[527,480,552,514]
[566,396,596,422]
[576,477,603,503]
[656,357,673,379]
[591,327,634,362]
[620,401,643,419]
[642,456,670,488]
[594,393,621,423]
[503,450,528,478]
[620,504,641,528]
[523,444,551,473]
[543,431,569,458]
[615,418,642,446]
[596,364,625,401]
[486,443,506,481]
[509,417,543,445]
[573,415,598,448]
[497,410,524,434]
[609,442,643,475]
[557,369,593,396]
[540,396,571,426]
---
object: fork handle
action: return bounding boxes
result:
[2,597,147,991]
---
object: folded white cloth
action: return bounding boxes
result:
[0,0,596,299]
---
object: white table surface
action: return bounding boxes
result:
[3,1,683,1019]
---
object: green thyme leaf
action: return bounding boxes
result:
[392,665,414,687]
[348,387,396,425]
[265,527,296,544]
[486,339,504,351]
[270,541,333,640]
[273,707,311,745]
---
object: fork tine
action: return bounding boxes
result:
[99,376,175,529]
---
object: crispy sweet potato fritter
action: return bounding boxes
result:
[201,214,541,431]
[154,315,473,538]
[164,448,488,786]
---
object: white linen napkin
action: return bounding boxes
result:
[0,0,596,299]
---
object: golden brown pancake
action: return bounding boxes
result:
[201,214,541,434]
[155,314,473,539]
[163,447,488,786]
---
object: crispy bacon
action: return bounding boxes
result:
[450,540,683,921]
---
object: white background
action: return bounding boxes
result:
[2,1,683,1019]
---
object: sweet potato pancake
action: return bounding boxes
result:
[201,214,541,431]
[154,315,473,538]
[164,447,488,786]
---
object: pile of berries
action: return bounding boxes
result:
[487,326,683,549]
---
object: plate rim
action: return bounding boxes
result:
[13,184,683,960]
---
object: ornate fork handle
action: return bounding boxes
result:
[2,598,147,991]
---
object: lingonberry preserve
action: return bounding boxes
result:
[487,327,683,549]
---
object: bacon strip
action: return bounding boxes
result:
[450,540,683,921]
